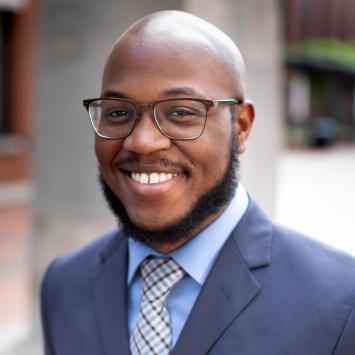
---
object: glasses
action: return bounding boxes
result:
[83,97,243,140]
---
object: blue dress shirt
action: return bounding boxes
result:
[127,184,249,346]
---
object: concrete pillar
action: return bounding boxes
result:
[34,0,183,283]
[184,0,284,215]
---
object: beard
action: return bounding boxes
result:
[99,133,239,248]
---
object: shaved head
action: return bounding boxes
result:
[102,10,246,97]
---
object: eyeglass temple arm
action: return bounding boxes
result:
[213,98,243,107]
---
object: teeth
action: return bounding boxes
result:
[140,173,148,184]
[131,172,178,184]
[150,173,159,184]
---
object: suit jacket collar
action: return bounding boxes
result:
[92,232,130,355]
[233,196,273,269]
[91,197,273,355]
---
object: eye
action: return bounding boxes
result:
[168,108,196,117]
[105,109,130,117]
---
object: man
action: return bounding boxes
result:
[41,10,355,355]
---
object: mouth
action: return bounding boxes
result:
[114,158,189,198]
[117,167,186,199]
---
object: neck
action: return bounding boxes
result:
[146,202,229,254]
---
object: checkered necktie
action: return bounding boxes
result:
[130,257,185,355]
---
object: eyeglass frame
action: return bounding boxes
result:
[82,97,244,141]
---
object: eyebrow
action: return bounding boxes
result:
[162,87,200,97]
[101,90,129,99]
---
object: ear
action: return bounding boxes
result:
[234,99,255,154]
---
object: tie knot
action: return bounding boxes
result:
[141,257,185,303]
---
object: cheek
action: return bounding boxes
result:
[200,119,233,172]
[179,124,232,184]
[95,138,121,175]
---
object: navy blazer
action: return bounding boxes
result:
[41,198,355,354]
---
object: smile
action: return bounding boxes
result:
[131,172,179,184]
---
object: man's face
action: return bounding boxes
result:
[96,43,247,249]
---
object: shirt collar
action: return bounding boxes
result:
[127,183,249,285]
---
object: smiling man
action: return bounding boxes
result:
[41,11,355,355]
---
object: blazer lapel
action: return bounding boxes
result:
[173,198,273,355]
[91,232,130,355]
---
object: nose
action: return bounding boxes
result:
[122,111,172,154]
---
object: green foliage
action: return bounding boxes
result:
[287,39,355,70]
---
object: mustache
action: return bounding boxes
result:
[114,157,191,173]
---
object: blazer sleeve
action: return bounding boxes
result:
[40,260,58,355]
[333,303,355,354]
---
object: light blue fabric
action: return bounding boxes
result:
[127,184,249,346]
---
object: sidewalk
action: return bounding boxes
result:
[276,145,355,256]
[3,321,42,355]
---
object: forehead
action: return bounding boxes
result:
[102,38,239,100]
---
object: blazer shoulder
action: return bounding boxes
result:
[274,223,355,267]
[272,223,355,294]
[41,229,122,292]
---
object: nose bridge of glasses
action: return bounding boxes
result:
[136,103,155,119]
[125,103,172,150]
[132,103,164,138]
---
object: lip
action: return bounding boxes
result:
[117,161,186,175]
[119,169,185,199]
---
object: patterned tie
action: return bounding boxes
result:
[130,257,185,355]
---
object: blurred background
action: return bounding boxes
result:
[0,0,354,353]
